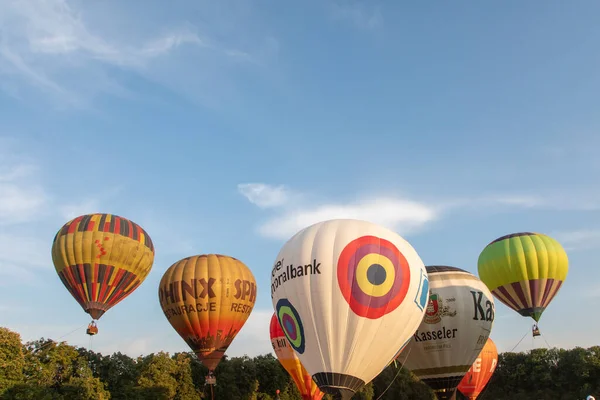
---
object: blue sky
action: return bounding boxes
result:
[1,0,599,359]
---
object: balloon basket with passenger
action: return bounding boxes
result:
[205,372,216,386]
[203,371,217,400]
[86,321,99,336]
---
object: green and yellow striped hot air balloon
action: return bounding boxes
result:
[477,232,568,323]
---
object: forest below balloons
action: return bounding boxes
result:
[1,327,598,400]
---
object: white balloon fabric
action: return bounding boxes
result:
[403,265,495,400]
[270,219,430,400]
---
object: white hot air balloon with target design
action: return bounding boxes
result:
[270,219,430,400]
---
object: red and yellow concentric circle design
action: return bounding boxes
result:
[337,235,411,319]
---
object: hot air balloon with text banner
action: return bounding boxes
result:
[403,265,495,400]
[270,313,324,400]
[458,337,498,400]
[478,232,568,337]
[51,213,155,336]
[158,253,257,397]
[270,219,429,400]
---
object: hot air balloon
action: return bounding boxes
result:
[51,213,155,335]
[270,219,430,400]
[158,254,257,387]
[478,232,568,335]
[270,313,325,400]
[403,265,495,400]
[457,338,498,400]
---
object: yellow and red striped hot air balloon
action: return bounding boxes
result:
[270,313,324,400]
[51,213,155,330]
[478,232,568,325]
[158,254,257,380]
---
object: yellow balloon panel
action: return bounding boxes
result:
[51,213,155,320]
[159,254,257,371]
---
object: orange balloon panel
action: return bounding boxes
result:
[159,254,257,371]
[270,313,324,400]
[458,338,498,400]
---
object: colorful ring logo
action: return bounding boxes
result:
[337,235,411,319]
[276,298,305,354]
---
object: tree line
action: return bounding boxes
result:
[0,327,598,399]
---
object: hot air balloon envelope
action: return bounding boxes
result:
[478,232,568,322]
[458,338,498,400]
[403,266,495,400]
[270,219,429,400]
[270,313,324,400]
[51,213,155,320]
[158,254,257,372]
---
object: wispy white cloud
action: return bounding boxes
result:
[0,139,117,284]
[59,199,102,221]
[0,264,40,286]
[138,30,207,60]
[432,195,543,213]
[237,183,598,241]
[329,1,383,30]
[237,183,292,209]
[0,155,48,225]
[259,197,437,240]
[489,195,543,208]
[441,192,600,213]
[0,155,54,285]
[552,230,600,251]
[532,195,600,211]
[238,183,438,240]
[0,234,49,269]
[0,0,271,107]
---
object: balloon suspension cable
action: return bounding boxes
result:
[374,346,413,400]
[539,331,552,349]
[32,322,89,354]
[509,327,531,352]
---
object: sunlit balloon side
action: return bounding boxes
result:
[457,338,498,400]
[403,265,495,400]
[270,313,324,400]
[51,213,155,335]
[270,219,430,400]
[158,254,257,385]
[478,232,568,336]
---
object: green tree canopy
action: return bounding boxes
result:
[1,326,598,400]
